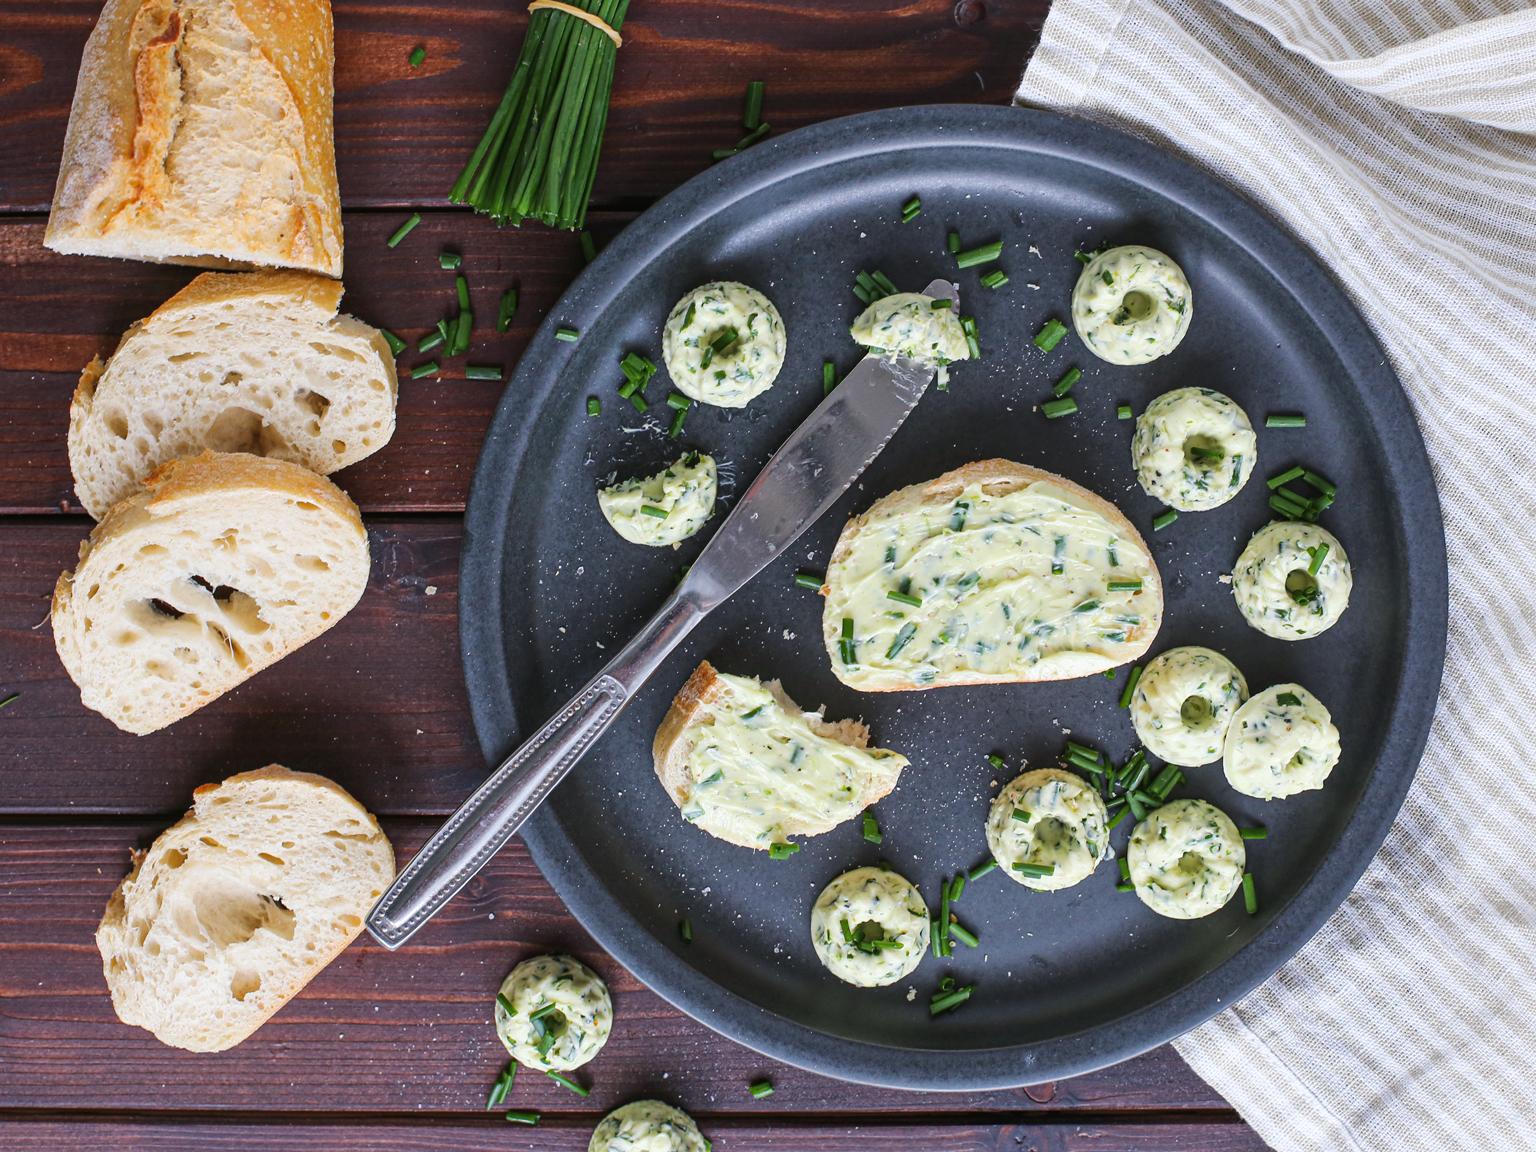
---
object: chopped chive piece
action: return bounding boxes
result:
[1119,665,1142,707]
[1275,692,1303,707]
[1033,318,1068,351]
[555,327,579,342]
[1152,509,1178,531]
[1243,873,1258,914]
[987,754,1005,770]
[1042,397,1077,419]
[1074,249,1092,264]
[948,920,979,948]
[579,230,595,263]
[408,45,426,67]
[887,589,922,607]
[947,232,961,253]
[504,1111,539,1126]
[1116,880,1135,893]
[842,617,854,639]
[870,270,899,298]
[968,859,997,881]
[1107,806,1131,832]
[640,505,668,519]
[1053,368,1081,396]
[930,920,942,958]
[901,196,922,221]
[885,623,916,660]
[955,240,1003,269]
[529,1002,560,1021]
[496,289,518,332]
[1268,466,1305,489]
[410,362,438,379]
[466,364,501,380]
[496,992,516,1016]
[629,392,650,413]
[667,393,691,411]
[1147,764,1180,800]
[979,269,1009,288]
[386,212,421,247]
[679,918,693,942]
[1240,826,1268,840]
[768,842,799,859]
[823,361,837,394]
[929,985,974,1015]
[486,1063,515,1108]
[1117,405,1133,420]
[1107,578,1142,591]
[1269,491,1308,519]
[862,811,883,843]
[1267,414,1306,427]
[1012,862,1055,877]
[960,315,980,359]
[1118,858,1131,881]
[418,329,445,354]
[949,874,966,902]
[794,570,824,589]
[586,397,601,417]
[380,328,405,355]
[1308,543,1330,574]
[546,1071,589,1097]
[1304,469,1337,496]
[749,1080,774,1099]
[938,880,951,957]
[439,250,461,270]
[454,311,473,355]
[1012,808,1030,822]
[455,275,470,311]
[1126,792,1146,821]
[743,80,765,130]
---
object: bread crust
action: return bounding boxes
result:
[45,0,341,275]
[97,765,394,1052]
[822,459,1164,690]
[652,661,898,850]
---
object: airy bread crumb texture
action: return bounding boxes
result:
[70,270,397,519]
[51,451,369,735]
[96,765,395,1052]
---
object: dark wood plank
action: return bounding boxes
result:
[0,1118,1271,1152]
[0,0,1042,214]
[0,820,1234,1116]
[0,519,491,816]
[0,212,613,516]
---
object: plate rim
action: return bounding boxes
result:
[458,103,1449,1089]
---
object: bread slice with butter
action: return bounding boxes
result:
[69,270,398,519]
[822,460,1163,691]
[96,765,394,1052]
[653,661,907,851]
[45,0,342,275]
[52,451,370,735]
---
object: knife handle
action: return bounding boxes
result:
[365,588,705,950]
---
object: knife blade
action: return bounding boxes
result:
[365,278,959,949]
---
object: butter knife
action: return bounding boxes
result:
[366,278,958,949]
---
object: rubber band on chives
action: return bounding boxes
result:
[526,0,623,46]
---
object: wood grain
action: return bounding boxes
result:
[0,820,1231,1116]
[0,0,1045,214]
[0,213,608,516]
[0,1118,1271,1151]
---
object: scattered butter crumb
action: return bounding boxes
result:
[425,585,438,596]
[1219,573,1233,584]
[1028,245,1042,257]
[1027,282,1041,290]
[906,987,917,1002]
[596,641,606,649]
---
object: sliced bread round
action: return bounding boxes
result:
[69,270,396,519]
[52,450,370,735]
[96,765,395,1053]
[821,459,1164,690]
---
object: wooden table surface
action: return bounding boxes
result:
[0,1,1271,1147]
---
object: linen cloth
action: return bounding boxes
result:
[1016,2,1536,1150]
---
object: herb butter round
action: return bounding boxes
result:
[849,292,971,370]
[1232,521,1352,640]
[1132,388,1256,511]
[597,453,716,547]
[1128,798,1245,919]
[810,865,930,987]
[1224,683,1341,800]
[589,1100,709,1152]
[986,768,1110,891]
[493,954,612,1071]
[1071,245,1192,365]
[1130,646,1248,767]
[662,282,785,408]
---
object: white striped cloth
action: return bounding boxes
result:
[1016,3,1536,1151]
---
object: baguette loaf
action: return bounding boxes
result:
[96,765,395,1052]
[822,460,1163,691]
[653,661,907,850]
[45,0,342,276]
[70,270,397,519]
[52,451,369,734]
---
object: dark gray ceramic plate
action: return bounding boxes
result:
[459,105,1447,1089]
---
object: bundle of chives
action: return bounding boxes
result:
[449,0,631,230]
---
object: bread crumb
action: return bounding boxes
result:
[1029,245,1041,257]
[906,987,916,1001]
[1219,573,1233,584]
[1027,283,1041,290]
[425,585,438,596]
